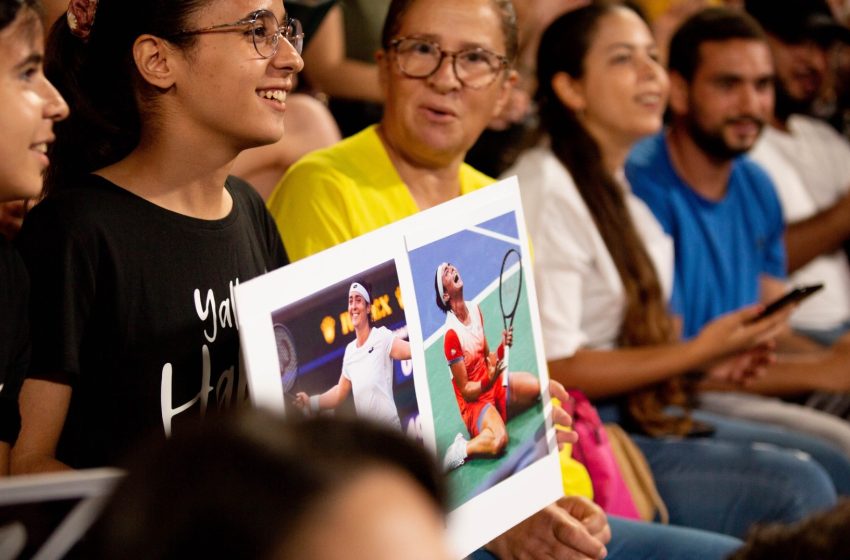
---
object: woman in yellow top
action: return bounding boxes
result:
[266,0,511,261]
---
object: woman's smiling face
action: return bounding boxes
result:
[568,7,669,150]
[164,0,304,152]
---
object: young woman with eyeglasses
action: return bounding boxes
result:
[11,0,303,473]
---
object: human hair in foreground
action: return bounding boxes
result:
[728,499,850,560]
[535,1,692,436]
[85,411,447,559]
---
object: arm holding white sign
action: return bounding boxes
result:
[485,381,606,560]
[12,379,73,474]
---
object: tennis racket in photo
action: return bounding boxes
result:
[499,248,523,386]
[274,323,299,401]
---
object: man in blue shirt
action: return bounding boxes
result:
[627,9,784,340]
[626,8,850,467]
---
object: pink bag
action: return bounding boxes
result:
[565,390,641,520]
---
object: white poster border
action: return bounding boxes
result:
[234,177,561,558]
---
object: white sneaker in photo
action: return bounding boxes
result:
[443,432,468,471]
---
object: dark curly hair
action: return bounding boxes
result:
[728,499,850,560]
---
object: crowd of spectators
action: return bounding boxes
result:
[3,0,850,558]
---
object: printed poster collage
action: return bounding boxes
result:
[235,178,562,558]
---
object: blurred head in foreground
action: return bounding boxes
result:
[87,411,450,560]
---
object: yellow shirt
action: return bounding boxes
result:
[636,0,721,22]
[267,125,493,261]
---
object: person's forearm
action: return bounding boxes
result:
[301,4,384,103]
[549,341,710,400]
[731,353,845,395]
[318,386,343,410]
[305,60,383,103]
[461,381,484,402]
[704,330,849,395]
[785,194,850,272]
[12,379,72,475]
[0,443,9,476]
[777,329,827,353]
[11,451,71,474]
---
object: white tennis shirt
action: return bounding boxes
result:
[342,325,402,429]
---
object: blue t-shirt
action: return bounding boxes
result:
[625,132,786,339]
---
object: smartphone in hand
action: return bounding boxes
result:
[752,284,824,322]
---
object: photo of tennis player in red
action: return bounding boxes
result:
[436,262,542,470]
[293,280,412,430]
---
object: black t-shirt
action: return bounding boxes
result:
[16,175,287,468]
[0,236,27,444]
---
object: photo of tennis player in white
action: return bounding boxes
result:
[294,280,411,429]
[436,262,541,470]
